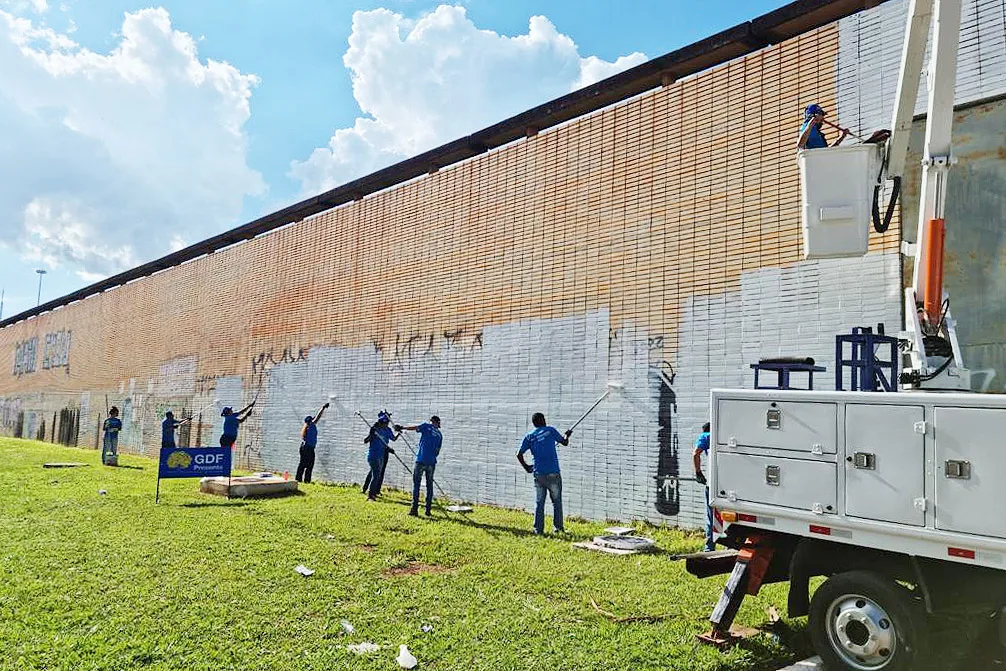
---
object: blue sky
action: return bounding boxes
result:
[0,0,786,319]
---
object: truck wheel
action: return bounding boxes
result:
[809,570,928,671]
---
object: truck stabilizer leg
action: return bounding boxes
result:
[698,533,775,647]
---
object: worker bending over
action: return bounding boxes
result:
[297,402,329,483]
[517,412,572,535]
[797,103,848,150]
[396,416,443,517]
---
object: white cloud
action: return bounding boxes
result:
[290,6,646,196]
[0,7,265,280]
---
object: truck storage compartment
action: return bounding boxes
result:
[716,399,837,454]
[715,452,837,513]
[845,403,926,526]
[934,407,1006,539]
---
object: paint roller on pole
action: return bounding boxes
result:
[565,381,625,437]
[179,398,220,425]
[353,411,413,477]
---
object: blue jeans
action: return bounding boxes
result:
[704,485,715,551]
[367,457,385,498]
[534,473,563,534]
[412,463,436,512]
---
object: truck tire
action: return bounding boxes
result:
[809,570,928,671]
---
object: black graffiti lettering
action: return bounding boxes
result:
[250,345,308,376]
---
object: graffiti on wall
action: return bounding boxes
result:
[13,337,38,376]
[41,329,72,371]
[250,346,308,376]
[371,328,484,368]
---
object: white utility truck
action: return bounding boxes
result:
[690,1,1006,670]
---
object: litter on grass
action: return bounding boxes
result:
[445,505,473,513]
[421,624,433,633]
[603,526,635,536]
[347,642,380,654]
[573,535,658,556]
[340,619,355,634]
[294,564,315,577]
[98,489,108,496]
[396,644,418,669]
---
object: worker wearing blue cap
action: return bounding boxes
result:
[363,411,398,500]
[296,402,329,483]
[798,104,848,150]
[219,402,254,448]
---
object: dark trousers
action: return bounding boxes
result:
[362,451,389,493]
[366,456,386,499]
[411,463,436,513]
[296,443,316,483]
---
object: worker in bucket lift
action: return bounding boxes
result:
[396,415,443,517]
[692,422,715,552]
[363,411,398,500]
[102,407,122,466]
[517,412,572,535]
[219,402,254,449]
[797,103,848,150]
[296,402,329,484]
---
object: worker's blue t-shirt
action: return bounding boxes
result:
[103,417,122,434]
[367,425,397,463]
[415,423,443,465]
[222,414,240,437]
[161,418,178,444]
[800,120,828,149]
[695,431,710,453]
[303,422,318,447]
[518,426,564,475]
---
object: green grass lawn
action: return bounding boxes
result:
[0,437,812,671]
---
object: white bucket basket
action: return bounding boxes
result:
[799,144,882,259]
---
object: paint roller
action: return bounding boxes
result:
[180,398,220,424]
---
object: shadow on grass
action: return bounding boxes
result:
[111,465,145,471]
[179,500,253,508]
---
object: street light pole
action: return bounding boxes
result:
[35,269,47,307]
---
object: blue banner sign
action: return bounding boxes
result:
[158,447,232,479]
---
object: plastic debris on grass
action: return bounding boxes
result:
[445,505,473,513]
[341,619,355,634]
[347,642,380,654]
[294,564,315,577]
[98,490,108,496]
[421,624,433,633]
[397,644,418,669]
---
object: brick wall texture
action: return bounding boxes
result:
[2,0,1004,526]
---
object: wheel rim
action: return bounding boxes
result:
[824,593,898,670]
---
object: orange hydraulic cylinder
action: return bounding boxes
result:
[922,218,946,327]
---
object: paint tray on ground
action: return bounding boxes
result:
[572,541,639,556]
[199,475,298,498]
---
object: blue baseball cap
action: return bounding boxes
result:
[805,103,826,118]
[304,415,313,423]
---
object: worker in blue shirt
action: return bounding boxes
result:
[396,416,443,517]
[296,402,329,483]
[692,422,715,552]
[363,411,398,500]
[102,406,122,466]
[219,402,254,448]
[797,103,848,150]
[517,412,572,535]
[161,411,183,449]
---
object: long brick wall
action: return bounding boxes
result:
[2,0,1003,526]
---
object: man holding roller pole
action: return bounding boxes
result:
[517,412,572,535]
[395,416,443,517]
[797,103,849,150]
[219,402,254,448]
[363,411,398,500]
[296,402,329,483]
[692,422,715,552]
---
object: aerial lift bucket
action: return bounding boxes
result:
[799,144,883,259]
